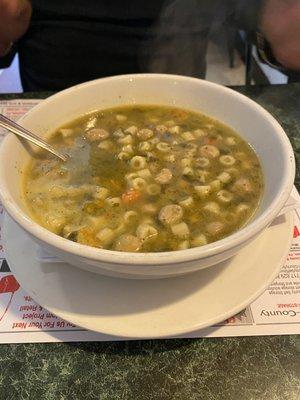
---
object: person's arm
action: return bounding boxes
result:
[0,0,32,67]
[260,0,300,71]
[234,0,300,71]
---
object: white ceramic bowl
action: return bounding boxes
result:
[0,74,295,279]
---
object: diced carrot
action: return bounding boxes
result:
[122,189,141,204]
[203,136,217,145]
[171,109,188,121]
[178,179,190,189]
[95,199,105,208]
[77,228,103,248]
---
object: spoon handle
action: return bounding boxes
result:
[0,113,68,162]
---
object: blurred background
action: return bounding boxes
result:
[1,0,299,93]
[0,28,291,94]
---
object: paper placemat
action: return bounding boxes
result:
[0,99,299,343]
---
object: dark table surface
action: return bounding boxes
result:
[0,85,299,400]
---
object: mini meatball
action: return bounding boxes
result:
[156,125,168,134]
[233,177,253,194]
[114,234,141,252]
[155,168,173,185]
[158,204,183,225]
[85,128,109,142]
[199,145,220,158]
[137,128,153,140]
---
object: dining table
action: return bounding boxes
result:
[0,83,299,400]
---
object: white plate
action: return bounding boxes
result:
[3,213,293,339]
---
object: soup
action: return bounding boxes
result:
[23,105,263,252]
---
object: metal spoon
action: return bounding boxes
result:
[0,113,68,162]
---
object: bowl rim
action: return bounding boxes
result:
[0,73,295,266]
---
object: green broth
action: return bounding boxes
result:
[23,105,264,252]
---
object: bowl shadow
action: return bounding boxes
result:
[40,257,233,317]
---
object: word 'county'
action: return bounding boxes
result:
[260,309,298,317]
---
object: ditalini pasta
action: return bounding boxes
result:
[23,105,263,252]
